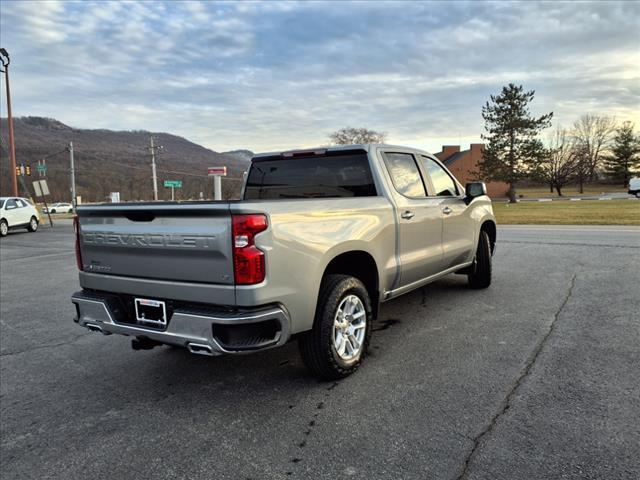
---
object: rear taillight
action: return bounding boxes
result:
[232,214,267,285]
[73,215,83,271]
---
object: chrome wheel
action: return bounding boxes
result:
[0,221,7,236]
[332,294,366,361]
[30,218,38,231]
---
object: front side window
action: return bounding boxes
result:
[383,153,426,198]
[15,199,26,208]
[421,156,458,196]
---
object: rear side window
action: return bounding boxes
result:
[383,153,426,198]
[421,156,459,196]
[244,152,377,199]
[5,199,17,209]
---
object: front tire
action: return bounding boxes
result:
[468,230,492,289]
[0,219,8,237]
[299,274,372,380]
[27,216,39,232]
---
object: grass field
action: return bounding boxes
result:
[515,185,627,198]
[493,200,640,225]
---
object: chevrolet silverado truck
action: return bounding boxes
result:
[71,144,496,379]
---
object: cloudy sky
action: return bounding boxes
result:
[1,0,638,153]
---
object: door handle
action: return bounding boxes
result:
[401,210,415,220]
[443,207,452,215]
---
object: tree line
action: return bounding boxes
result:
[328,84,639,202]
[479,84,639,201]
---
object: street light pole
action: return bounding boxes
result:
[0,48,18,197]
[69,142,77,207]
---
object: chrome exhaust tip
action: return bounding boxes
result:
[86,323,104,333]
[187,343,214,356]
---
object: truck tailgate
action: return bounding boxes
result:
[76,203,234,285]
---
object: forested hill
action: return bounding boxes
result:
[0,117,252,202]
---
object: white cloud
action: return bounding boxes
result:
[0,0,638,153]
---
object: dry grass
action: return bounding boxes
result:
[493,200,640,225]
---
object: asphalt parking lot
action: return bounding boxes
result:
[1,221,639,480]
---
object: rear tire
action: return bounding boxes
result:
[0,219,8,237]
[468,230,492,289]
[27,216,39,232]
[636,192,640,199]
[299,274,372,380]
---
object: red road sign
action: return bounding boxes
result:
[207,166,227,176]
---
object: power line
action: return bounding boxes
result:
[76,150,244,180]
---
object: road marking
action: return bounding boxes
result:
[499,226,640,233]
[0,251,75,264]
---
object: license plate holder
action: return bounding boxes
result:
[134,298,167,327]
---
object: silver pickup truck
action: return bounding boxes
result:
[72,144,496,379]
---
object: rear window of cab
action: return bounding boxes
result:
[244,151,377,199]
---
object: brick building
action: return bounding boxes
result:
[435,143,509,198]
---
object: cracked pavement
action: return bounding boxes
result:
[1,222,639,479]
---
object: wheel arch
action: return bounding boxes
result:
[480,219,497,255]
[321,250,380,320]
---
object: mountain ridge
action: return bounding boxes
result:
[0,117,253,202]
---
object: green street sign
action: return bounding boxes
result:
[164,180,182,188]
[37,164,47,173]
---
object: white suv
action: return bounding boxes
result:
[44,202,74,214]
[629,177,640,198]
[0,197,40,237]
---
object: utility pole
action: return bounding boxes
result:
[148,136,163,201]
[69,142,77,207]
[0,48,18,196]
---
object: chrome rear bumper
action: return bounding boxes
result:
[71,290,290,355]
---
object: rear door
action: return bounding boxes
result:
[77,203,235,285]
[14,199,31,225]
[380,151,444,286]
[418,155,476,269]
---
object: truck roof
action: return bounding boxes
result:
[252,144,436,159]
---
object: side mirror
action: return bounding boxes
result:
[465,182,487,204]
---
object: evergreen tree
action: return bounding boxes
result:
[604,121,640,186]
[478,84,553,202]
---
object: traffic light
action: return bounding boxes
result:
[26,165,31,176]
[15,166,21,176]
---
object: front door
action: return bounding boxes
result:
[418,156,476,269]
[3,198,20,226]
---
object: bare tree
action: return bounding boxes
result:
[571,114,616,188]
[535,126,580,196]
[329,127,387,145]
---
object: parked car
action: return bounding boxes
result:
[43,202,74,214]
[0,197,40,237]
[629,177,640,198]
[71,144,496,379]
